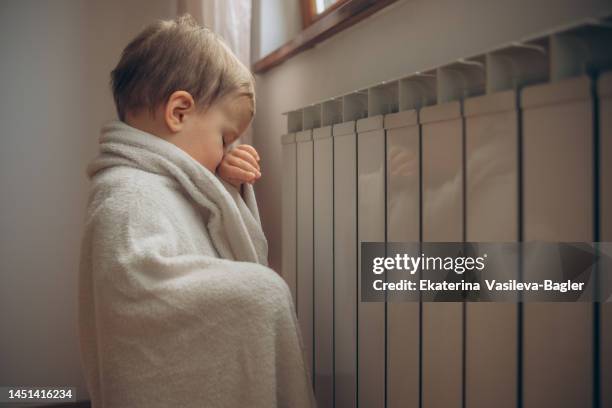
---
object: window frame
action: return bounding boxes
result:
[300,0,350,28]
[252,0,399,74]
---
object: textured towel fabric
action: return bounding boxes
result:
[78,121,315,408]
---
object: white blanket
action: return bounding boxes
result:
[78,121,315,408]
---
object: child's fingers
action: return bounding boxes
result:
[225,154,261,177]
[229,147,260,171]
[220,161,258,183]
[235,144,260,161]
[227,176,249,187]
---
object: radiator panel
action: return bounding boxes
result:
[522,76,593,408]
[386,119,420,408]
[313,133,334,408]
[297,134,314,378]
[333,129,358,408]
[464,91,518,408]
[357,128,386,408]
[421,103,464,408]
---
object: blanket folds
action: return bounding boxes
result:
[78,121,315,408]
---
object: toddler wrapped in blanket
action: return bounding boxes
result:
[78,14,315,408]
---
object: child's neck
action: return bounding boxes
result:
[125,109,171,140]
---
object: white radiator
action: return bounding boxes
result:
[281,20,612,408]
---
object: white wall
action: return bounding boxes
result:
[0,0,176,400]
[251,0,612,275]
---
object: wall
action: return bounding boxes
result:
[251,0,612,273]
[251,0,302,63]
[0,0,176,400]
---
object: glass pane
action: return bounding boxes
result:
[315,0,339,14]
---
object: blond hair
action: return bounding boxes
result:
[111,14,255,121]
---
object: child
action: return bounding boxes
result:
[78,14,315,408]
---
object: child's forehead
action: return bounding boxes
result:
[221,94,254,129]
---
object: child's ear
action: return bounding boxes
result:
[164,90,195,133]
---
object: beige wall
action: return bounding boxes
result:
[0,0,176,400]
[251,0,612,274]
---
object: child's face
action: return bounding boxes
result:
[167,93,253,173]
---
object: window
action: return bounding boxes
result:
[253,0,399,73]
[315,0,339,14]
[300,0,349,28]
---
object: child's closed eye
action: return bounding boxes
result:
[222,132,239,151]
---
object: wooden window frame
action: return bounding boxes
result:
[252,0,399,74]
[300,0,350,28]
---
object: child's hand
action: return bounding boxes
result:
[217,144,261,189]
